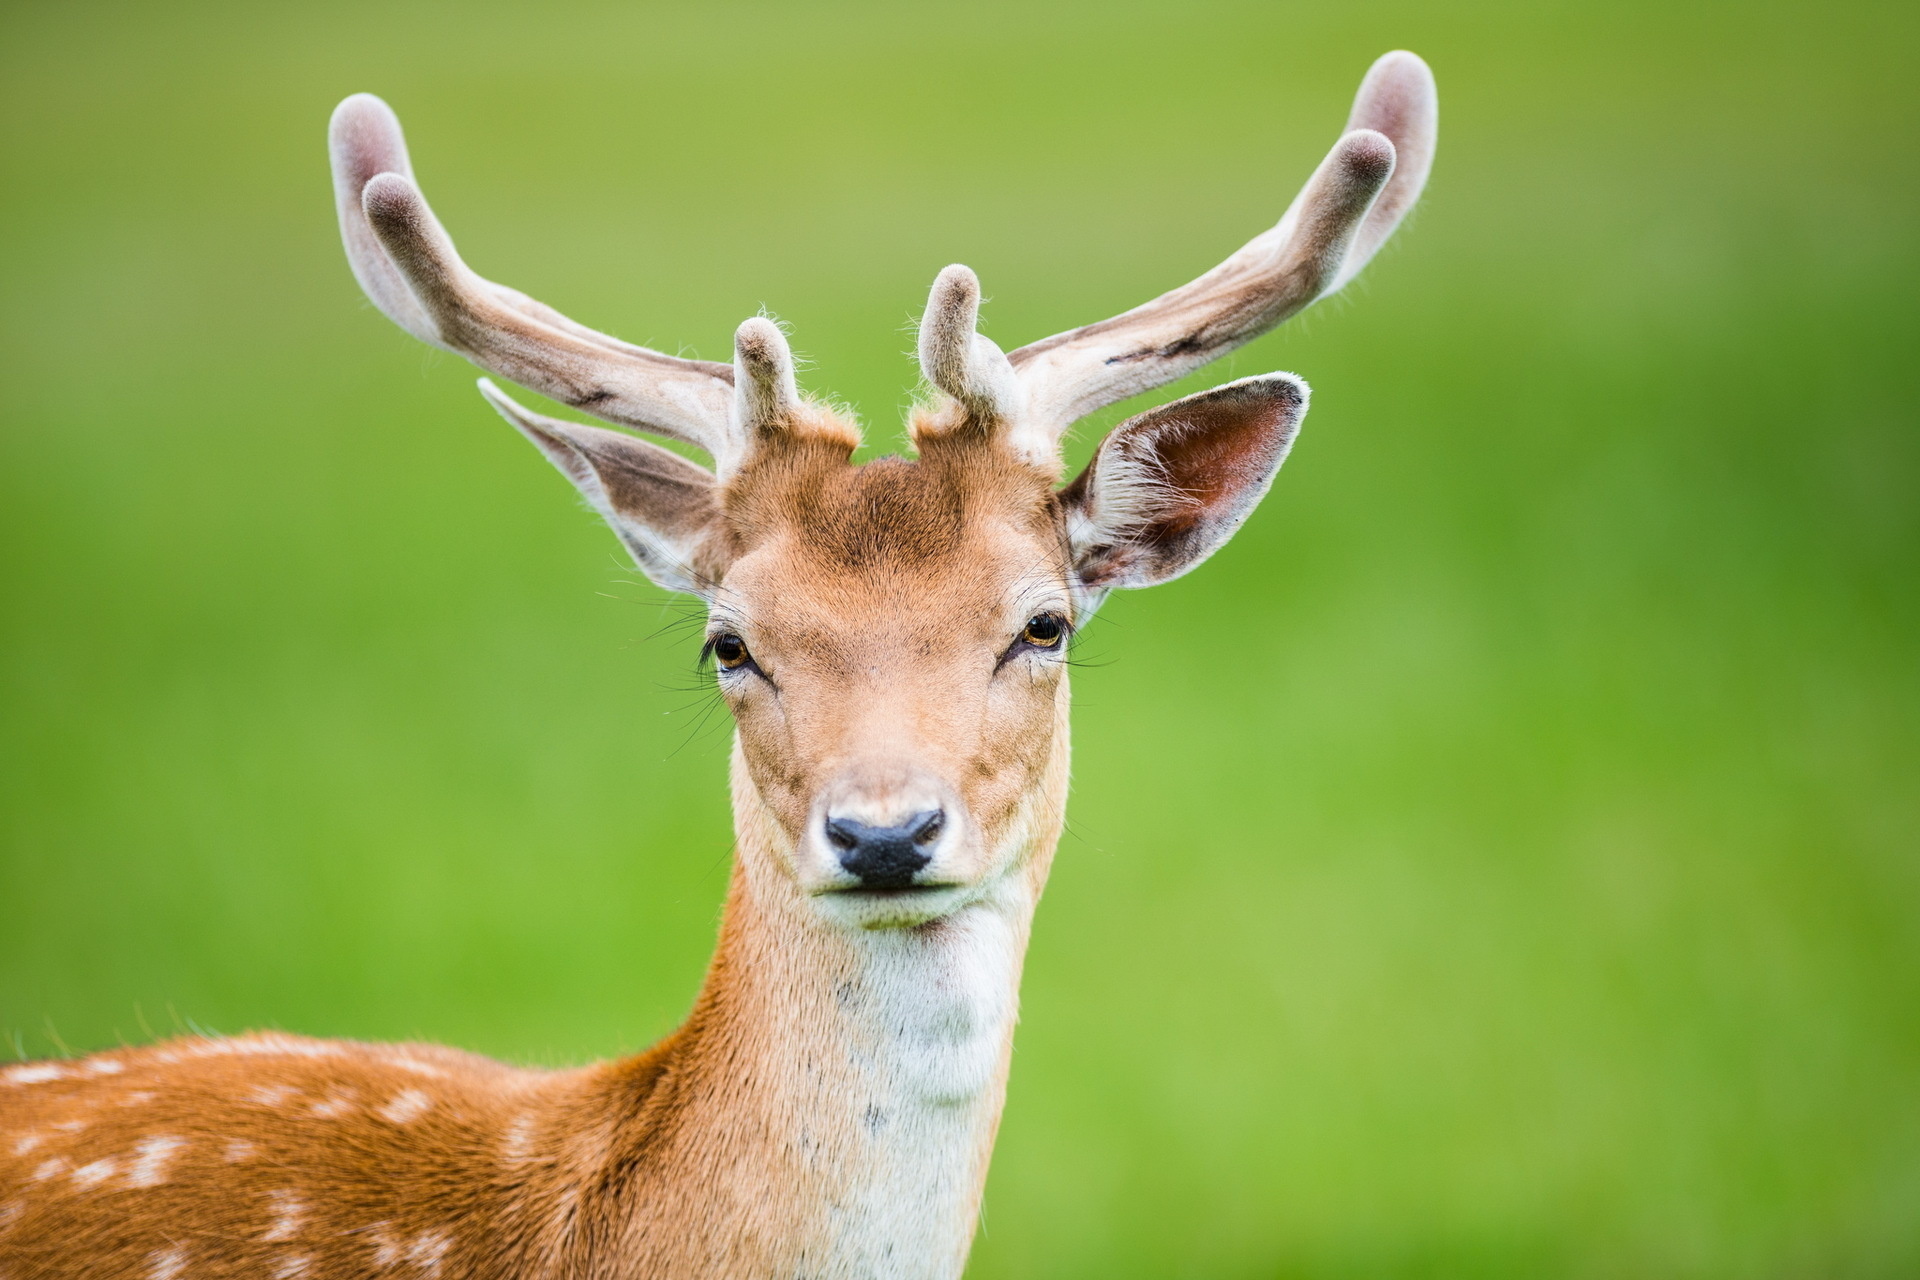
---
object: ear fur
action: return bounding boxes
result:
[478,380,729,594]
[1061,373,1307,605]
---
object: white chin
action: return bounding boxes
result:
[810,885,974,930]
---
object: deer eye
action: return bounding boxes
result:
[710,633,751,670]
[1021,614,1065,648]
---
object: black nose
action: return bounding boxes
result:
[824,810,944,889]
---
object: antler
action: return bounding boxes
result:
[1001,50,1438,441]
[328,94,739,461]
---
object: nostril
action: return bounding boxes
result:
[824,812,941,890]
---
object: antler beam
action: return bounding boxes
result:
[1005,50,1438,440]
[329,94,738,458]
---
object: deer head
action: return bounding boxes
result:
[327,52,1436,932]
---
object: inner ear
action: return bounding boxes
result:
[1062,373,1308,592]
[480,380,732,594]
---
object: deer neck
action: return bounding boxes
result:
[599,732,1067,1280]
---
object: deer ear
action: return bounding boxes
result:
[478,380,731,595]
[1061,374,1307,597]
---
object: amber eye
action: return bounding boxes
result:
[710,633,750,670]
[1021,614,1065,648]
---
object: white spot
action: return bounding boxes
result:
[51,1120,88,1134]
[125,1136,185,1188]
[148,1246,188,1280]
[376,1089,432,1125]
[119,1091,157,1107]
[10,1133,43,1156]
[70,1157,118,1189]
[407,1228,451,1276]
[224,1138,257,1163]
[2,1064,68,1086]
[190,1033,343,1060]
[85,1058,124,1076]
[309,1089,357,1119]
[500,1115,535,1160]
[271,1255,313,1278]
[382,1054,448,1079]
[368,1222,403,1268]
[31,1158,67,1182]
[247,1084,297,1107]
[261,1189,305,1242]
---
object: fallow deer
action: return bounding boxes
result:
[0,51,1436,1280]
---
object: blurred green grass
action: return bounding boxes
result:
[2,0,1916,1275]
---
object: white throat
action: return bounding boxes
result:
[825,898,1025,1277]
[727,876,1030,1280]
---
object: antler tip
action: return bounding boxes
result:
[733,316,790,369]
[360,171,426,232]
[732,317,801,436]
[328,94,409,185]
[1335,128,1398,186]
[922,265,983,356]
[932,262,980,296]
[1349,50,1438,147]
[926,265,982,326]
[1370,50,1434,84]
[329,92,395,130]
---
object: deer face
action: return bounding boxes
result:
[327,50,1436,927]
[712,440,1073,928]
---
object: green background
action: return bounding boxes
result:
[3,1,1915,1275]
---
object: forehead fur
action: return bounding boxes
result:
[721,431,1065,576]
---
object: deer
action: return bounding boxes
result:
[0,51,1435,1280]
